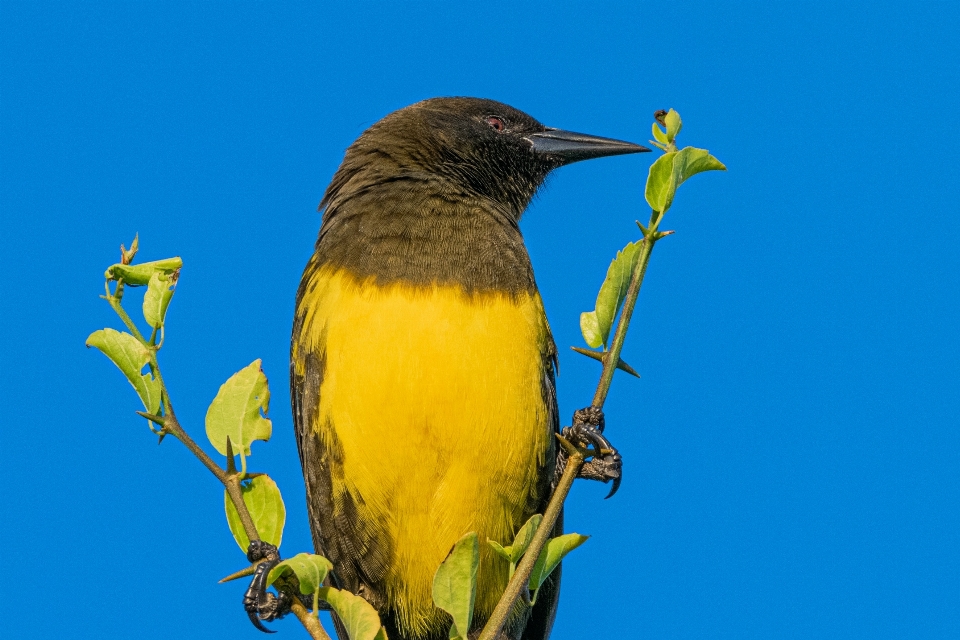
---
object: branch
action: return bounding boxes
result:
[479,208,665,640]
[290,600,333,640]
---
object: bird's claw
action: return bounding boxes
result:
[243,540,291,633]
[562,406,622,498]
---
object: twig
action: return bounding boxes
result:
[290,600,333,640]
[108,288,331,640]
[478,208,665,640]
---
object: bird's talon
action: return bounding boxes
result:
[563,406,623,496]
[242,540,290,632]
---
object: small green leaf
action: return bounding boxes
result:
[488,514,543,565]
[644,151,678,213]
[528,533,588,596]
[664,109,682,141]
[593,241,643,348]
[644,146,725,214]
[673,146,727,183]
[487,539,510,561]
[432,532,479,640]
[506,514,542,564]
[105,257,183,286]
[86,328,161,413]
[323,587,387,640]
[143,271,178,329]
[266,552,332,594]
[224,475,285,552]
[579,311,603,349]
[651,121,669,144]
[205,360,272,458]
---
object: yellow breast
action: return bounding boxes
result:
[293,266,554,637]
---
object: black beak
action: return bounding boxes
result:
[526,128,650,165]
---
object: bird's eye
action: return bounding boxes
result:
[486,116,506,132]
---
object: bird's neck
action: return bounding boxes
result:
[312,183,538,296]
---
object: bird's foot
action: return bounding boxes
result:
[561,406,622,498]
[243,540,292,633]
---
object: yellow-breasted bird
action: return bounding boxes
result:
[282,98,646,640]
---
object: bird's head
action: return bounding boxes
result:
[322,97,649,220]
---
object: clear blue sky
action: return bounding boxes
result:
[2,2,958,639]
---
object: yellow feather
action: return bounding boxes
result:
[293,266,553,637]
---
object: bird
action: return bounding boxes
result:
[286,97,647,640]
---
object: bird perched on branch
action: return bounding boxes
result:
[277,98,645,639]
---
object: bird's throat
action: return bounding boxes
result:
[314,188,538,296]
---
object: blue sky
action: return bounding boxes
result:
[2,2,958,639]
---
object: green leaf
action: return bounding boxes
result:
[105,257,183,286]
[488,514,543,565]
[205,360,272,458]
[142,271,177,329]
[644,151,678,213]
[664,108,682,141]
[323,587,387,640]
[224,475,285,551]
[579,311,603,349]
[528,533,588,596]
[644,146,726,213]
[593,241,643,348]
[651,121,669,144]
[674,146,727,182]
[432,532,479,640]
[86,328,161,413]
[487,539,510,561]
[266,552,332,594]
[506,514,542,564]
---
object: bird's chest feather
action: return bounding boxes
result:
[294,266,554,635]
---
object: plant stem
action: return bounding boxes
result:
[478,437,583,640]
[593,210,661,408]
[106,295,147,344]
[148,366,262,545]
[479,208,664,640]
[105,271,330,640]
[290,600,332,640]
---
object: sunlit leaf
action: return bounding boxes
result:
[267,552,332,594]
[205,360,272,457]
[432,532,479,640]
[528,533,588,596]
[506,514,542,564]
[651,121,669,144]
[644,151,678,213]
[105,257,183,286]
[143,271,177,329]
[488,513,543,567]
[86,328,161,413]
[645,146,725,213]
[225,475,285,552]
[323,587,387,640]
[664,108,682,141]
[579,311,603,349]
[488,539,510,561]
[674,146,726,182]
[593,241,643,348]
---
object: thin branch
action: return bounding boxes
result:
[106,293,148,344]
[290,600,333,640]
[479,208,665,640]
[104,264,331,640]
[592,210,662,408]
